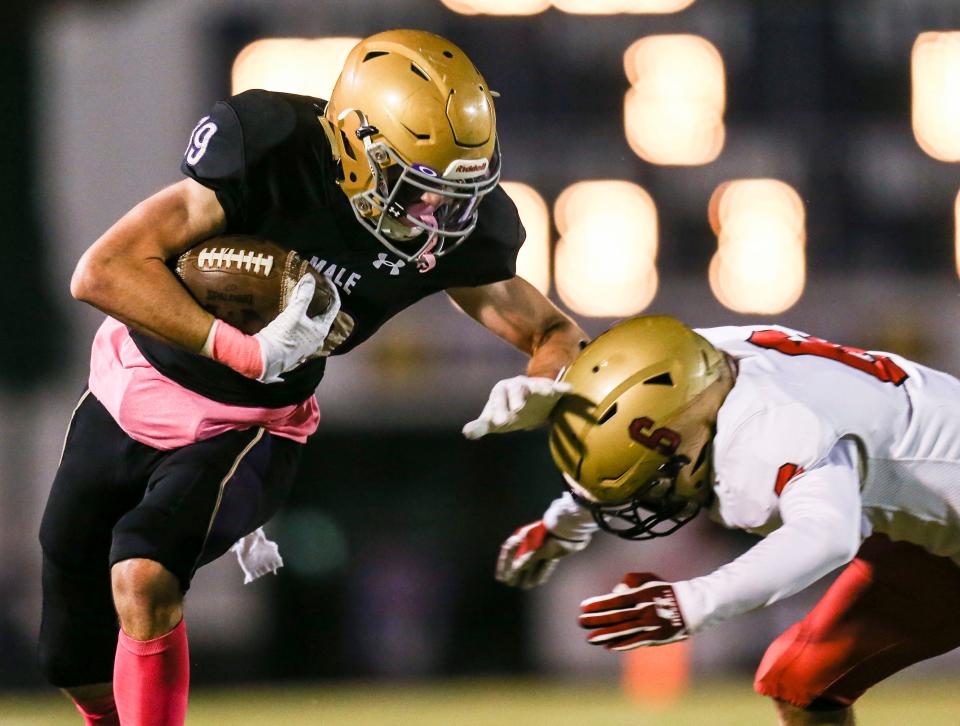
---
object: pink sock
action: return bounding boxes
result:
[73,692,119,725]
[204,319,263,379]
[114,619,190,726]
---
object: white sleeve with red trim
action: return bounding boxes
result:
[672,439,864,633]
[710,394,841,533]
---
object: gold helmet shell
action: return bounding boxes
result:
[549,315,734,539]
[325,30,501,263]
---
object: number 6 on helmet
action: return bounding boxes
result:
[549,316,736,540]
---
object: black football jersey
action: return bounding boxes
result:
[131,89,524,407]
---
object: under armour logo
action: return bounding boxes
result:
[373,253,404,276]
[653,594,684,626]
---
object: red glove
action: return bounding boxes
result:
[578,572,688,651]
[496,520,590,589]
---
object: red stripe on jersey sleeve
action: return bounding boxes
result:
[774,463,805,496]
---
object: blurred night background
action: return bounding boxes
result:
[3,0,960,718]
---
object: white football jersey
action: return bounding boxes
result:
[697,324,960,562]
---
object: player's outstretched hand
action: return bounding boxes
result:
[496,520,591,589]
[255,275,341,383]
[579,572,688,650]
[462,376,572,439]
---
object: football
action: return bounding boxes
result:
[176,235,336,335]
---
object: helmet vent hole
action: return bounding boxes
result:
[591,365,600,373]
[401,123,431,140]
[443,50,454,58]
[643,372,674,386]
[339,130,357,161]
[691,444,709,473]
[363,51,389,62]
[410,63,431,81]
[597,403,618,425]
[349,172,357,182]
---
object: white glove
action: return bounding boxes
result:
[230,527,284,584]
[496,520,591,589]
[462,375,572,439]
[255,275,341,383]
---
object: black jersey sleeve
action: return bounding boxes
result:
[180,99,247,228]
[455,185,526,286]
[180,89,336,232]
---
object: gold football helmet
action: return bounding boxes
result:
[549,316,735,539]
[325,30,501,266]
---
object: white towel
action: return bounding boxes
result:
[230,527,284,584]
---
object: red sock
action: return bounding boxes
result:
[114,619,190,726]
[73,692,119,725]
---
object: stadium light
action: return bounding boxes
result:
[912,32,960,162]
[439,0,551,14]
[623,35,725,166]
[442,0,693,14]
[501,182,551,295]
[554,181,658,317]
[708,179,806,314]
[232,38,361,98]
[554,0,695,12]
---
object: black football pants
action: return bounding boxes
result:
[37,391,301,687]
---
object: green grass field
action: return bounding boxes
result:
[1,678,956,725]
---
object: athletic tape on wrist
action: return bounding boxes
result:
[209,321,263,380]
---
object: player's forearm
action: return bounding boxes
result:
[72,249,214,352]
[526,318,587,379]
[673,515,859,633]
[676,440,864,633]
[447,277,587,375]
[71,180,225,352]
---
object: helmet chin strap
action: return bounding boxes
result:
[414,230,439,273]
